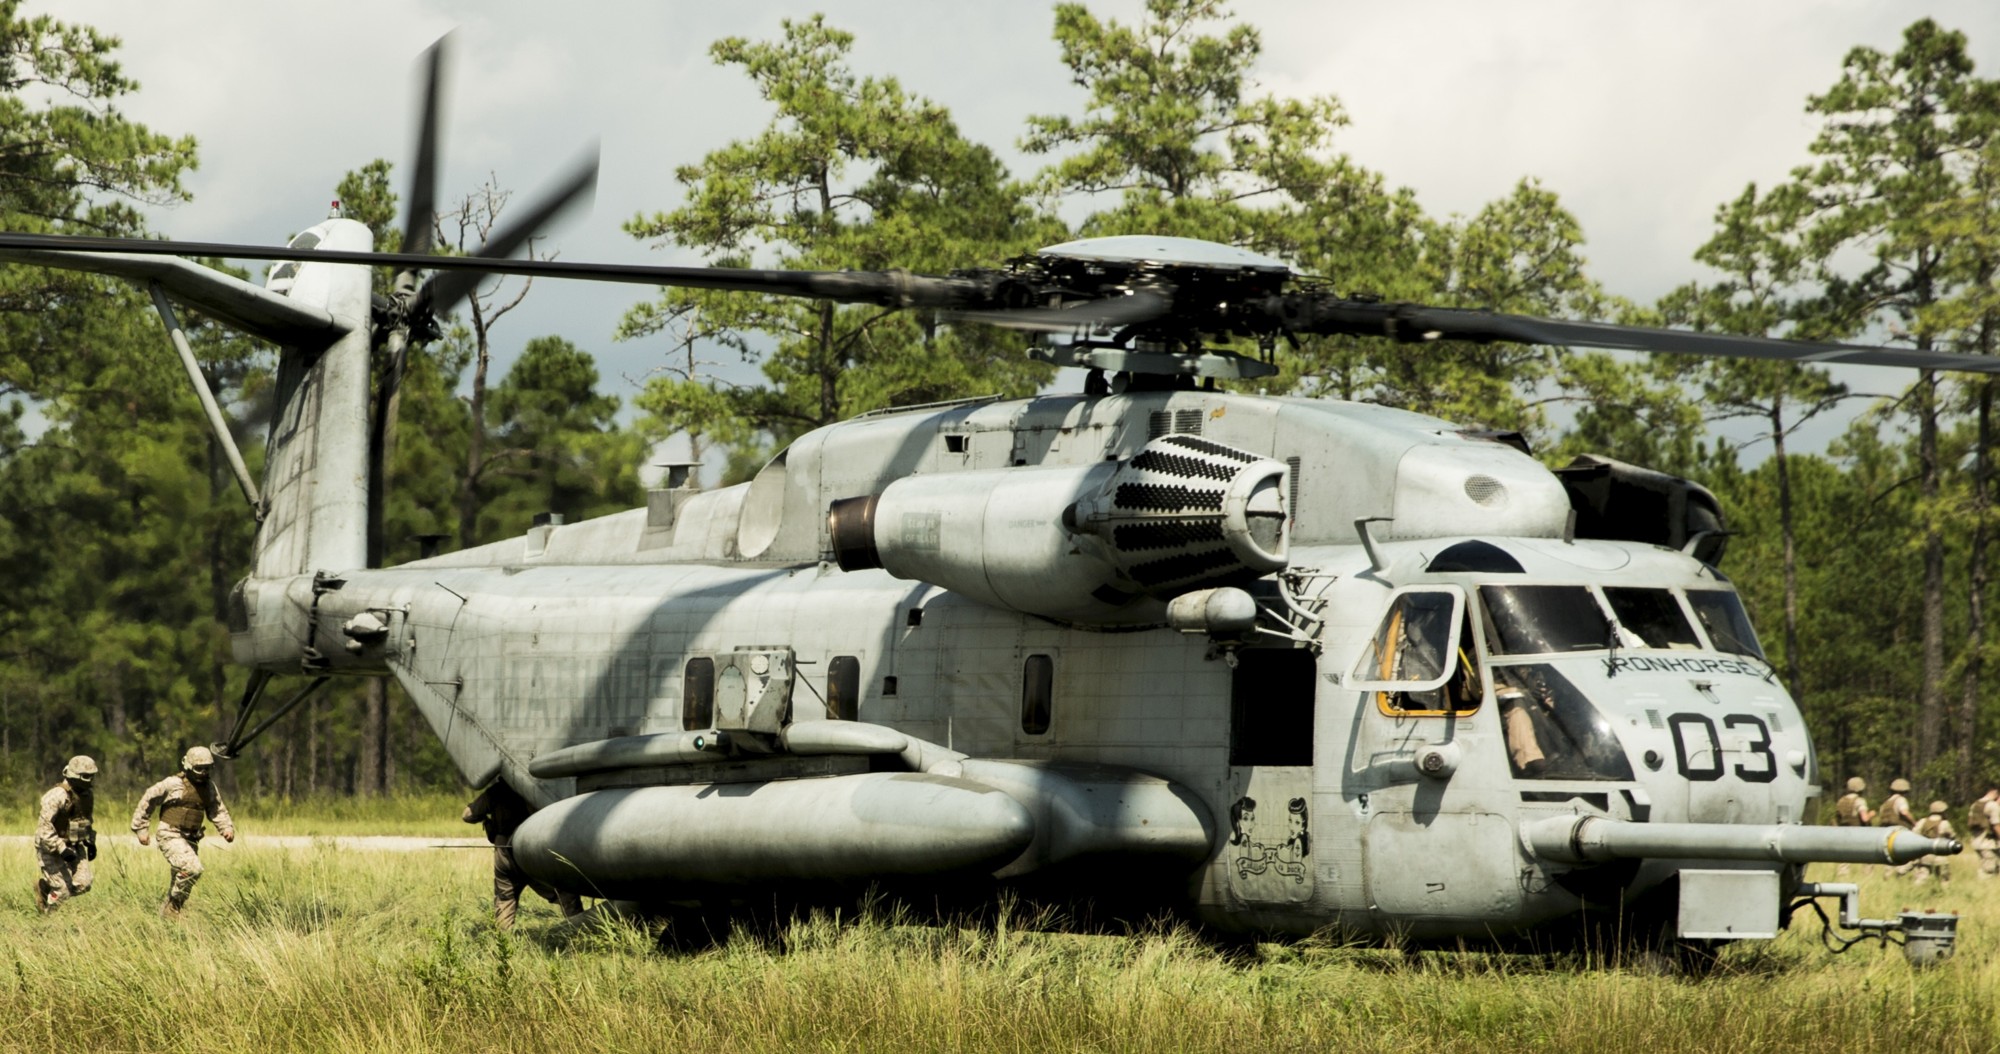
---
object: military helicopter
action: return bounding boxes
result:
[0,41,1983,967]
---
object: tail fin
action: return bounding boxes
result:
[0,219,377,578]
[250,218,375,578]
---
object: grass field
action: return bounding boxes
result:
[222,791,474,838]
[7,831,2000,1053]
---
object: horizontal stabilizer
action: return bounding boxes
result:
[0,247,343,348]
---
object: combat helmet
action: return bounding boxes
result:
[1891,777,1912,793]
[61,755,97,784]
[1846,776,1866,793]
[182,745,215,777]
[1930,800,1950,815]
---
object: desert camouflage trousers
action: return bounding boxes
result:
[493,844,581,929]
[1905,854,1952,884]
[35,847,93,910]
[156,830,204,906]
[1974,832,2000,877]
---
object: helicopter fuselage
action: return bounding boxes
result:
[235,388,1834,941]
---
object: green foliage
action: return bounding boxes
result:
[622,15,1056,467]
[1024,0,1347,235]
[1028,2,1644,443]
[0,1,195,401]
[473,334,644,540]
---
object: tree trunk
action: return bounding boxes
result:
[1958,378,1990,800]
[105,665,128,782]
[458,304,493,550]
[306,696,320,795]
[360,677,387,797]
[817,299,837,424]
[1917,370,1946,776]
[1772,402,1803,706]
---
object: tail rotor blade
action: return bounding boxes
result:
[419,144,599,318]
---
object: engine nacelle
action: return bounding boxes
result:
[830,435,1289,623]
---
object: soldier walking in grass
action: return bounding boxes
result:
[1910,801,1957,884]
[1834,777,1874,827]
[33,755,98,914]
[463,779,582,929]
[1968,788,2000,878]
[1879,778,1917,829]
[131,746,235,919]
[1833,776,1874,877]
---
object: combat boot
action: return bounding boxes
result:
[32,879,51,915]
[159,896,183,920]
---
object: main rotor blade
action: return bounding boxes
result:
[1281,299,2000,375]
[943,288,1171,334]
[419,145,600,318]
[0,231,995,307]
[400,35,449,257]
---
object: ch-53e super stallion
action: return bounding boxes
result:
[1,41,1981,969]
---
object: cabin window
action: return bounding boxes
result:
[1686,590,1766,660]
[1604,587,1700,650]
[1480,585,1612,655]
[1021,654,1054,735]
[1230,648,1315,766]
[828,655,861,721]
[682,657,715,730]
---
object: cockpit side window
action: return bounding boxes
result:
[1686,590,1766,660]
[1480,585,1612,655]
[1383,609,1483,716]
[1350,589,1478,716]
[1603,587,1701,650]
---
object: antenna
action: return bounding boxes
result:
[1354,517,1391,573]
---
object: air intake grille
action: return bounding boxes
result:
[1089,435,1288,595]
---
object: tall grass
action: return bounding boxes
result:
[5,844,1998,1054]
[226,789,472,837]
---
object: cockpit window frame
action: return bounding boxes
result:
[1348,585,1470,698]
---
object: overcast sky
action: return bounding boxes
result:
[33,0,2000,455]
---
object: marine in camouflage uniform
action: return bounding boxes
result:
[1879,778,1917,829]
[1968,788,2000,878]
[130,746,235,918]
[463,780,582,929]
[1879,778,1921,876]
[1911,801,1957,884]
[33,756,97,914]
[1832,776,1873,876]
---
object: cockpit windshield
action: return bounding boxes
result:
[1494,664,1636,780]
[1480,585,1612,655]
[1603,587,1701,650]
[1686,590,1766,660]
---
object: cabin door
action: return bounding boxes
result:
[1220,646,1317,907]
